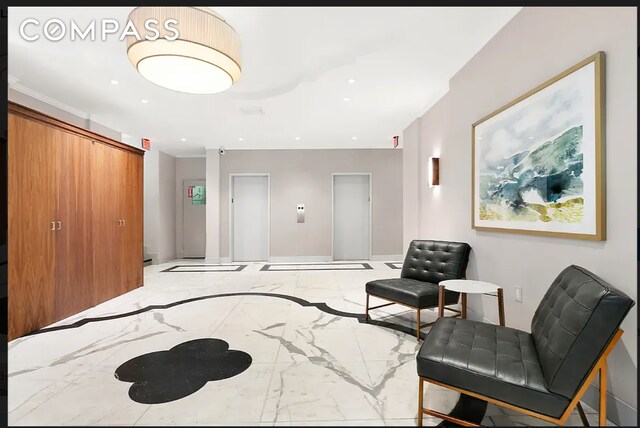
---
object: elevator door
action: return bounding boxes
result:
[232,175,269,262]
[333,174,370,260]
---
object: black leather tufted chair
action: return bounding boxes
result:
[416,265,635,427]
[365,240,471,341]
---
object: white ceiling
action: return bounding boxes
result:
[8,7,520,156]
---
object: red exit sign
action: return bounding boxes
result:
[141,138,151,150]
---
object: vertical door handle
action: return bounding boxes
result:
[122,219,125,227]
[57,221,62,230]
[117,220,121,227]
[51,221,56,231]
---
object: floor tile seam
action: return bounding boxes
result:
[8,375,79,425]
[132,404,152,426]
[257,361,290,423]
[7,378,57,416]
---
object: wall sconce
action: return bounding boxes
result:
[428,156,440,187]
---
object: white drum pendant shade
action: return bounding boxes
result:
[126,7,241,94]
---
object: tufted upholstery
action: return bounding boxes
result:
[400,240,471,284]
[531,265,634,399]
[365,240,471,309]
[417,265,634,418]
[417,318,570,417]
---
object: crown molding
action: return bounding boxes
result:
[9,79,90,120]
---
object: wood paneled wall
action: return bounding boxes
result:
[8,102,144,340]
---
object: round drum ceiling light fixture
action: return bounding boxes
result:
[126,7,241,94]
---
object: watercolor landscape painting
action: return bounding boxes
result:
[472,53,604,240]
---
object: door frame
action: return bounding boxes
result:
[331,173,372,261]
[229,173,271,262]
[182,179,206,258]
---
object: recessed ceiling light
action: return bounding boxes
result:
[343,97,350,102]
[529,136,534,139]
[110,79,119,85]
[295,137,301,141]
[141,99,148,104]
[238,137,244,141]
[352,136,357,140]
[348,78,356,84]
[181,138,187,142]
[478,137,483,140]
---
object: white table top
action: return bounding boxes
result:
[440,279,501,294]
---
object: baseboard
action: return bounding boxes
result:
[581,382,637,426]
[370,254,404,261]
[219,257,231,264]
[268,256,332,263]
[204,257,221,264]
[145,253,158,265]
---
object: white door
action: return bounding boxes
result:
[333,174,370,260]
[183,180,206,258]
[232,175,269,262]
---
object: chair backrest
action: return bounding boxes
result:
[400,240,471,284]
[531,265,634,399]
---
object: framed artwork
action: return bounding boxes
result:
[472,52,605,240]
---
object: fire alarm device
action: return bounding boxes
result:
[393,136,399,148]
[141,138,151,150]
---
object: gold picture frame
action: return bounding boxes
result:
[471,51,605,240]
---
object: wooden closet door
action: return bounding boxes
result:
[115,149,130,295]
[8,114,57,339]
[54,133,93,320]
[123,152,143,291]
[91,142,122,304]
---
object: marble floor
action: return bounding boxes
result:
[8,260,613,426]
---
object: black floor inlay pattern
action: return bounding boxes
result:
[385,262,402,269]
[34,291,487,423]
[161,264,247,273]
[115,338,251,404]
[260,262,373,271]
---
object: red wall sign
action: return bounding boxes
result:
[141,138,151,150]
[393,136,399,148]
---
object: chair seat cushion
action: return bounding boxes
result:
[417,318,570,418]
[366,278,458,308]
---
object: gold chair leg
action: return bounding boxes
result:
[416,309,421,341]
[599,362,607,426]
[418,377,424,427]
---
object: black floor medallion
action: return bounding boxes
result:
[114,338,252,404]
[44,291,486,423]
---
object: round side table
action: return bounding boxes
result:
[438,280,505,326]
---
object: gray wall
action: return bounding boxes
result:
[205,150,221,262]
[156,152,177,263]
[175,158,206,258]
[143,149,178,264]
[219,149,403,260]
[143,149,159,261]
[403,7,637,424]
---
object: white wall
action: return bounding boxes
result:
[205,150,221,262]
[402,119,421,249]
[404,7,637,425]
[175,158,206,258]
[157,152,177,263]
[218,149,403,261]
[143,149,178,264]
[143,149,159,261]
